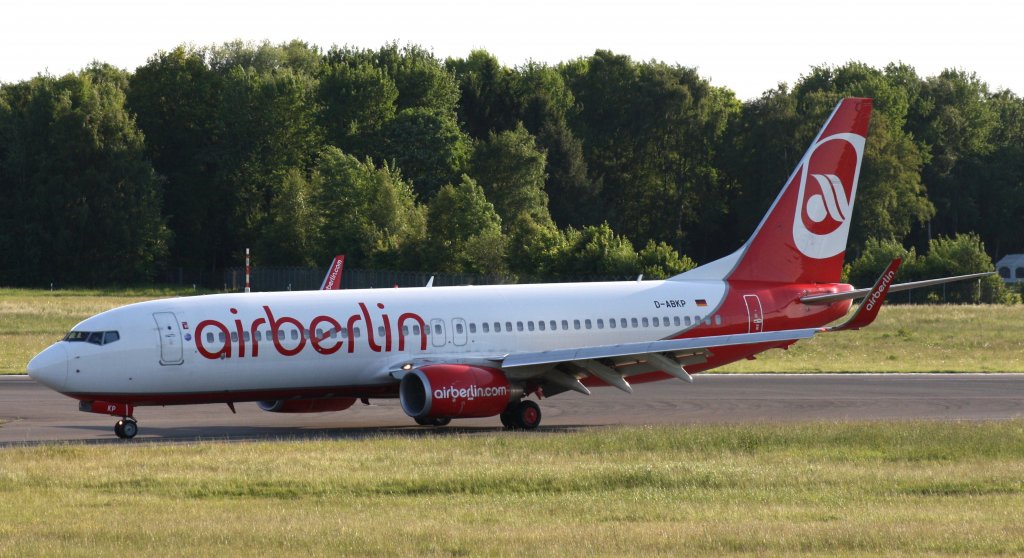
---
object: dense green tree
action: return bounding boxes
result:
[128,46,223,269]
[447,50,518,138]
[0,72,168,284]
[427,176,507,274]
[314,148,426,269]
[637,240,696,279]
[548,223,638,278]
[469,123,553,230]
[374,107,470,199]
[562,51,738,259]
[909,70,998,236]
[318,62,398,153]
[257,168,322,266]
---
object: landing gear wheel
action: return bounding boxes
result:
[114,418,138,439]
[414,416,451,427]
[499,409,515,429]
[510,400,542,430]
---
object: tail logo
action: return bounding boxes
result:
[792,132,865,259]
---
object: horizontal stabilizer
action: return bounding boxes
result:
[801,271,994,305]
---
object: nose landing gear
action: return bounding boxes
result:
[114,417,138,439]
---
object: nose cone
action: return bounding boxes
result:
[27,343,68,391]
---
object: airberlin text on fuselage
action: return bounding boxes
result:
[194,302,427,360]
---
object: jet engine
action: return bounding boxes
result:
[257,397,357,413]
[399,364,518,420]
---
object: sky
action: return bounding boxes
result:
[1,0,1021,100]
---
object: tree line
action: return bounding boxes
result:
[1,40,1021,299]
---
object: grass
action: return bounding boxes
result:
[717,304,1024,373]
[1,422,1023,556]
[2,287,1022,373]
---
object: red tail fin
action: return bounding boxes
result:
[320,255,345,290]
[676,97,873,284]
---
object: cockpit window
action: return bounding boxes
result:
[64,330,120,346]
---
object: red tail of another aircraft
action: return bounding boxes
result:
[677,97,873,285]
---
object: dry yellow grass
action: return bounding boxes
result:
[1,423,1023,556]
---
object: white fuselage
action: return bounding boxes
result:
[29,279,730,402]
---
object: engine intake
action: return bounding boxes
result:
[257,397,357,413]
[400,364,516,419]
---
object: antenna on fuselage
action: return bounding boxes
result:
[244,248,251,293]
[425,276,434,288]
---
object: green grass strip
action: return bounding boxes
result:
[1,422,1023,556]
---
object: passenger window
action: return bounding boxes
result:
[254,331,262,342]
[714,315,722,325]
[549,320,557,330]
[573,320,581,330]
[495,322,502,332]
[341,328,349,339]
[289,330,297,341]
[482,322,489,333]
[703,317,711,326]
[103,331,120,345]
[642,318,649,328]
[434,324,442,335]
[206,332,215,343]
[517,322,524,332]
[653,317,660,327]
[596,319,604,329]
[403,325,410,336]
[620,318,627,328]
[505,322,513,332]
[684,316,692,326]
[469,323,476,334]
[673,316,681,326]
[378,326,386,338]
[231,331,238,343]
[538,321,545,331]
[243,331,251,342]
[219,332,227,343]
[609,318,616,329]
[355,327,362,338]
[561,320,569,330]
[455,323,464,334]
[412,325,420,335]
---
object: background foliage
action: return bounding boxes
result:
[1,41,1021,300]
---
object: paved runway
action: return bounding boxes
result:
[2,374,1023,444]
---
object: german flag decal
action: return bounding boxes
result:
[695,299,708,307]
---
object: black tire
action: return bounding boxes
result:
[414,416,451,427]
[499,409,515,429]
[512,400,542,430]
[121,418,138,439]
[114,420,126,439]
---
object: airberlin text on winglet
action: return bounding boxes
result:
[194,302,427,359]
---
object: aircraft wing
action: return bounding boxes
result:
[495,260,905,397]
[495,328,819,396]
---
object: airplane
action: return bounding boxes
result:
[320,255,345,290]
[27,97,991,439]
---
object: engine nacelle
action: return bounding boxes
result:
[400,364,515,419]
[257,397,357,413]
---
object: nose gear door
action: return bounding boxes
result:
[153,312,184,365]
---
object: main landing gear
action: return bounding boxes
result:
[414,416,452,427]
[114,417,139,439]
[500,400,542,430]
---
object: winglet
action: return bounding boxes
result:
[319,255,345,290]
[828,258,901,332]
